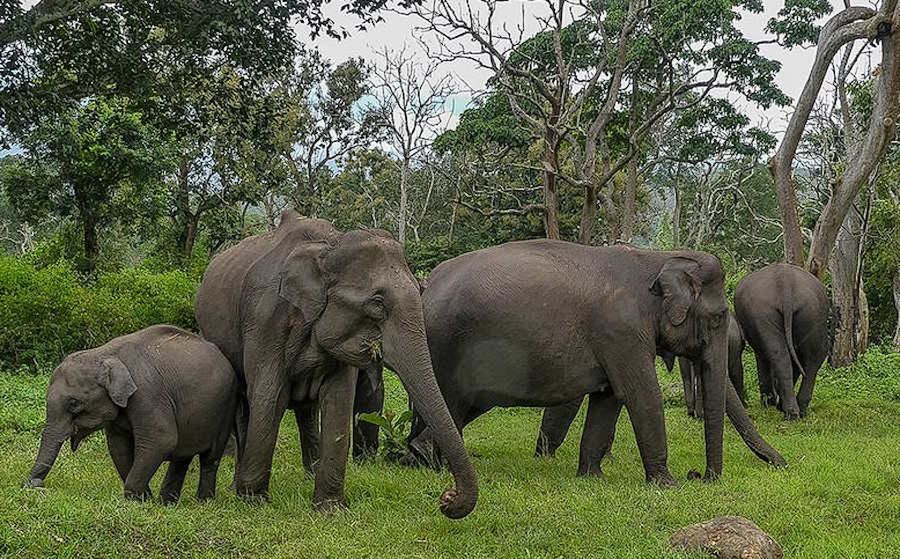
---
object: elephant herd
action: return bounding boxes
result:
[25,212,831,520]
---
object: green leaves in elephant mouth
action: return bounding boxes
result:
[365,339,383,361]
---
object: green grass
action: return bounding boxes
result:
[1,354,899,559]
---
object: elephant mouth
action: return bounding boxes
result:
[70,426,88,452]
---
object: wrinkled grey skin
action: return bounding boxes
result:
[194,211,476,518]
[735,263,829,420]
[407,240,736,485]
[680,311,747,419]
[25,325,237,504]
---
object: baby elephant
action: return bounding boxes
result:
[25,325,238,504]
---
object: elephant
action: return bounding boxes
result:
[194,211,476,517]
[406,240,786,485]
[25,325,237,504]
[679,310,747,419]
[734,263,829,420]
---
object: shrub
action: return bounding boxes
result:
[0,256,197,370]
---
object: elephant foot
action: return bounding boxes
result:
[235,486,270,504]
[313,497,348,514]
[647,471,678,488]
[783,410,801,421]
[760,394,777,408]
[124,488,153,502]
[576,464,603,477]
[159,493,180,506]
[23,478,44,489]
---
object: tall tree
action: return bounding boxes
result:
[767,0,900,279]
[1,97,173,271]
[371,46,456,245]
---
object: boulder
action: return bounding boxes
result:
[669,516,783,559]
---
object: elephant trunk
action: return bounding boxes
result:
[698,334,727,480]
[725,383,788,467]
[26,421,69,487]
[382,308,478,519]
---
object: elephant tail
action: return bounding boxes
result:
[782,295,805,378]
[725,381,787,467]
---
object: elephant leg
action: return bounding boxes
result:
[293,402,320,476]
[105,426,134,484]
[729,352,746,407]
[197,450,223,502]
[679,357,697,418]
[353,365,384,463]
[690,366,704,420]
[236,367,290,500]
[576,390,622,477]
[535,397,582,457]
[755,354,777,408]
[611,356,675,487]
[160,458,191,505]
[760,338,801,420]
[313,364,357,513]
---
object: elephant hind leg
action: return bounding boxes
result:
[576,390,622,477]
[755,354,777,408]
[160,458,192,505]
[197,450,223,502]
[353,365,384,463]
[758,337,800,420]
[536,397,583,458]
[293,402,320,476]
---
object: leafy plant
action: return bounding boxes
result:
[358,408,413,463]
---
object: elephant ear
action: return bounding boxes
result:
[650,257,702,326]
[101,357,137,408]
[278,241,330,323]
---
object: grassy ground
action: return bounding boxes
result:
[1,354,899,558]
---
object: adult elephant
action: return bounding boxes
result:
[532,310,782,464]
[734,263,829,420]
[407,240,784,485]
[195,211,476,517]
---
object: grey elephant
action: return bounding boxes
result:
[735,263,829,420]
[25,325,237,504]
[194,211,476,517]
[679,310,747,419]
[406,240,784,486]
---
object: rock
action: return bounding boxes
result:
[669,516,783,559]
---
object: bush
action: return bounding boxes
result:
[0,256,197,369]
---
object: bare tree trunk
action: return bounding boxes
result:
[448,202,457,245]
[893,268,900,348]
[830,210,867,366]
[620,154,640,243]
[543,125,561,240]
[578,184,597,244]
[672,185,682,248]
[398,158,409,245]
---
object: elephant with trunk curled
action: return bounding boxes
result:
[194,211,477,517]
[405,240,785,484]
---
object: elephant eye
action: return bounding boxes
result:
[365,295,387,320]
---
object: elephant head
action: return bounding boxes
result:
[26,353,135,488]
[651,254,729,480]
[279,229,477,518]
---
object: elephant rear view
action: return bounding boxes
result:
[735,263,829,420]
[194,211,477,518]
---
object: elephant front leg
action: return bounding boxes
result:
[535,397,582,457]
[293,402,320,476]
[104,426,134,484]
[235,372,290,501]
[612,357,676,487]
[313,364,357,513]
[576,391,622,477]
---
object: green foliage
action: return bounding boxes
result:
[358,408,414,463]
[0,256,197,369]
[818,346,900,402]
[766,0,833,48]
[863,198,900,343]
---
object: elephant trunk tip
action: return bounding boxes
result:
[23,477,44,489]
[439,486,477,519]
